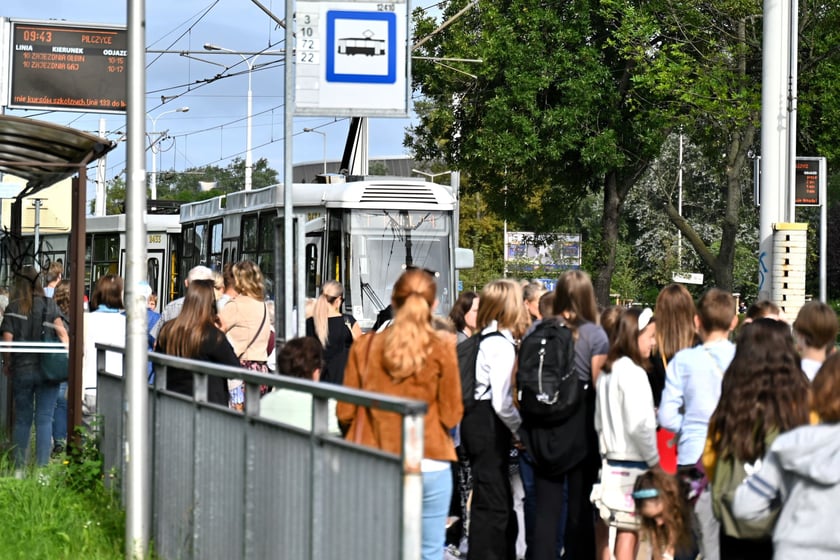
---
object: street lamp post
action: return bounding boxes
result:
[147,106,189,200]
[204,43,258,190]
[303,128,327,174]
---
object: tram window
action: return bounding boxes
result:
[259,215,273,251]
[242,215,258,252]
[183,225,195,258]
[305,243,318,297]
[92,235,118,262]
[210,221,223,267]
[326,215,343,282]
[195,223,208,264]
[147,258,160,294]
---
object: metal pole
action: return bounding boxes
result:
[96,118,107,216]
[401,412,424,560]
[33,199,41,271]
[787,0,799,222]
[677,132,683,270]
[451,171,460,295]
[147,108,188,201]
[759,0,791,302]
[126,0,151,555]
[245,61,253,190]
[150,123,158,201]
[282,0,295,345]
[820,158,827,302]
[321,132,326,174]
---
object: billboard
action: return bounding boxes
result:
[5,19,127,113]
[505,232,582,272]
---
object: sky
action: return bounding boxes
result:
[2,0,422,196]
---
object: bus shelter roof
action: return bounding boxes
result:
[0,114,116,199]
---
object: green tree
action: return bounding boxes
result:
[156,157,279,201]
[636,0,840,293]
[627,133,758,296]
[101,158,280,214]
[93,176,126,215]
[457,190,504,291]
[408,0,673,304]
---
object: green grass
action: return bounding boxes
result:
[0,433,127,560]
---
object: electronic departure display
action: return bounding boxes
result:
[8,20,127,113]
[795,158,821,206]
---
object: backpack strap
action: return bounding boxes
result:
[475,330,510,400]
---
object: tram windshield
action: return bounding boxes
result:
[346,209,453,329]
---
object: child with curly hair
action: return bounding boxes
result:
[632,470,695,560]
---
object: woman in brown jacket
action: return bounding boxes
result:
[337,268,463,560]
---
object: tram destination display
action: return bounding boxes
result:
[7,20,127,113]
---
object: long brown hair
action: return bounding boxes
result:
[634,470,693,557]
[10,266,43,316]
[604,308,653,372]
[553,270,599,335]
[382,269,437,378]
[157,280,218,359]
[654,284,696,361]
[708,318,810,463]
[54,279,71,317]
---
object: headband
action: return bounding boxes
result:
[632,488,659,500]
[638,307,654,332]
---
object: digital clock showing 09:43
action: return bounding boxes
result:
[21,29,53,43]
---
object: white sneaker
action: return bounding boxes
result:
[13,469,24,480]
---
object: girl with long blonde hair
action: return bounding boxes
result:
[305,280,361,384]
[337,268,462,560]
[461,279,526,560]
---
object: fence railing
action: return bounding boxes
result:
[95,343,427,560]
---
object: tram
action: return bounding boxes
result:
[179,176,471,329]
[0,212,183,308]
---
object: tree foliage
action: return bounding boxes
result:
[410,0,840,301]
[156,157,279,201]
[409,0,685,303]
[98,158,280,214]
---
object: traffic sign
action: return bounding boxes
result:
[296,1,409,116]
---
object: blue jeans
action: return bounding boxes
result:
[13,372,60,467]
[53,381,68,444]
[423,467,453,560]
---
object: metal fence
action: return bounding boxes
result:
[95,344,427,560]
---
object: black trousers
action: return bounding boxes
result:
[461,401,517,560]
[533,462,584,560]
[719,528,773,560]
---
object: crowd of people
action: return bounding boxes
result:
[322,270,840,560]
[3,260,839,560]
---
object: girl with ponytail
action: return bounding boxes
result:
[337,268,463,560]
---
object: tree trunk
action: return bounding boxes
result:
[594,172,621,307]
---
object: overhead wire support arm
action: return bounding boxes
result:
[249,0,287,30]
[412,0,479,51]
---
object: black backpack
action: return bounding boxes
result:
[457,331,504,413]
[516,319,579,426]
